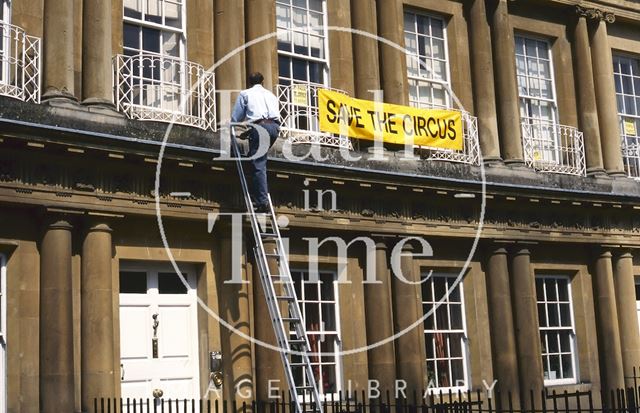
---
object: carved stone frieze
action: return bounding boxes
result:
[576,5,615,23]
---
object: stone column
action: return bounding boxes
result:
[467,0,501,163]
[593,249,625,393]
[328,0,355,96]
[509,248,543,409]
[364,242,396,393]
[82,0,113,106]
[589,11,625,176]
[40,218,75,413]
[245,0,277,90]
[254,239,287,400]
[214,0,245,98]
[81,222,115,409]
[42,0,76,101]
[350,0,380,100]
[490,0,523,164]
[485,246,519,406]
[572,9,605,175]
[613,250,640,383]
[392,243,425,393]
[376,0,408,105]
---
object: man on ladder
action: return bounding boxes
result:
[231,72,281,213]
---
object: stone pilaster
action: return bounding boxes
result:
[218,236,253,405]
[613,250,640,383]
[364,242,396,393]
[490,0,523,165]
[328,0,355,96]
[593,249,625,394]
[254,239,287,400]
[245,0,277,90]
[40,217,75,413]
[485,246,519,406]
[82,0,113,106]
[376,0,408,105]
[392,243,425,393]
[467,0,501,163]
[81,222,115,410]
[573,8,605,175]
[350,0,380,100]
[42,0,76,101]
[587,8,625,176]
[509,248,543,408]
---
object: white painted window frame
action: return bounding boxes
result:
[515,34,559,125]
[0,0,11,85]
[276,0,330,89]
[536,275,578,386]
[422,273,470,393]
[613,53,640,178]
[122,0,187,113]
[404,9,452,110]
[290,269,342,400]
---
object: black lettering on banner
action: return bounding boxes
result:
[427,117,438,137]
[438,119,447,139]
[448,119,457,140]
[402,114,413,135]
[388,113,398,134]
[416,116,428,137]
[367,110,378,131]
[326,99,337,123]
[353,107,365,128]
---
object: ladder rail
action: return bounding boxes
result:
[229,128,324,413]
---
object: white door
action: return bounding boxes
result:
[119,263,200,407]
[0,254,6,413]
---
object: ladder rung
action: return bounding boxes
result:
[260,232,278,238]
[276,295,295,301]
[282,317,301,323]
[295,385,314,391]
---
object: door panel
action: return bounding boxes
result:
[119,264,199,403]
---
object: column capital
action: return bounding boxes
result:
[84,220,113,234]
[43,216,73,230]
[613,248,633,259]
[510,247,531,256]
[576,5,615,23]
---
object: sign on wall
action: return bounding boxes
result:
[318,89,464,151]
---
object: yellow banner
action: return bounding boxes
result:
[318,89,464,151]
[624,118,637,136]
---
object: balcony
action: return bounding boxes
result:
[521,121,586,176]
[0,20,41,103]
[621,118,640,179]
[277,83,352,149]
[113,53,216,130]
[420,111,480,166]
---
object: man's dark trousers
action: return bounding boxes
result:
[247,121,279,207]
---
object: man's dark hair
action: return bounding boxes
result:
[248,72,264,87]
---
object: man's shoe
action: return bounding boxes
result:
[254,204,269,213]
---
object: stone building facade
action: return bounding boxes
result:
[1,0,640,412]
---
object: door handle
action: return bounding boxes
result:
[120,363,124,381]
[152,388,164,398]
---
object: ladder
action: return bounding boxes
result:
[230,129,324,413]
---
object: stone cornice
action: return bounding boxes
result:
[576,5,616,22]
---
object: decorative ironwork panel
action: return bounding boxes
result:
[521,121,586,176]
[0,21,41,103]
[113,53,216,130]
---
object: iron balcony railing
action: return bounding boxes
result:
[113,53,216,130]
[521,121,586,176]
[277,83,353,150]
[421,111,480,165]
[0,20,41,103]
[621,116,640,179]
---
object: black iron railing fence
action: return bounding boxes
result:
[94,386,640,413]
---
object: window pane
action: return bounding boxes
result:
[158,272,188,294]
[120,271,147,293]
[142,27,161,53]
[124,24,140,50]
[165,1,181,28]
[124,0,142,19]
[145,0,162,23]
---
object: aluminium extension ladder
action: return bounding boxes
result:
[230,128,324,413]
